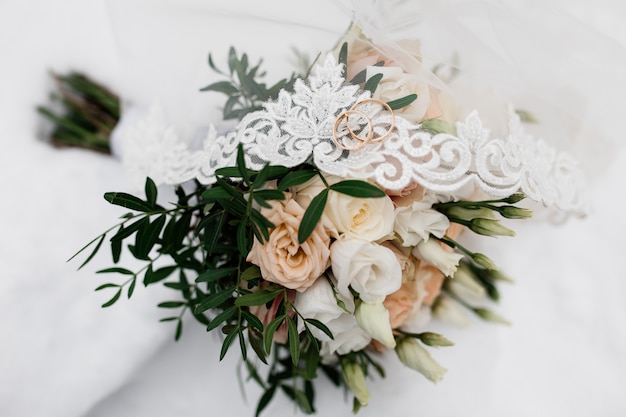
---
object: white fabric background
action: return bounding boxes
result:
[1,1,625,416]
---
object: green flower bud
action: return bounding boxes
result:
[473,307,511,325]
[503,193,526,204]
[469,218,516,237]
[445,206,496,222]
[449,263,487,300]
[471,253,498,270]
[341,358,371,407]
[420,118,456,135]
[395,338,447,383]
[418,332,455,347]
[498,206,533,219]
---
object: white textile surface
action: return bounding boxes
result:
[1,1,625,416]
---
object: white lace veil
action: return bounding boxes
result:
[106,0,626,201]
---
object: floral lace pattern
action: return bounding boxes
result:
[120,55,587,215]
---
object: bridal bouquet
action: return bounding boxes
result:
[72,22,585,415]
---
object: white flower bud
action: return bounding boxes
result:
[412,238,464,277]
[395,337,447,383]
[432,295,470,327]
[341,358,371,407]
[355,301,396,349]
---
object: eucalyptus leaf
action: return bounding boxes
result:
[195,267,238,283]
[101,288,121,308]
[330,180,385,198]
[220,329,238,360]
[363,73,383,94]
[200,80,239,94]
[287,316,300,365]
[104,192,153,212]
[194,287,235,314]
[235,289,280,307]
[144,177,158,208]
[387,93,418,110]
[206,305,237,332]
[298,189,328,244]
[277,170,317,191]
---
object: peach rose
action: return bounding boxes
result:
[247,197,331,292]
[421,222,466,305]
[384,281,417,329]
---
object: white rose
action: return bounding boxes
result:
[412,238,464,277]
[366,66,432,123]
[394,201,450,247]
[324,187,395,242]
[331,239,402,304]
[294,276,370,356]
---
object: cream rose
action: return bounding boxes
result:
[324,188,395,242]
[247,197,330,292]
[330,239,402,304]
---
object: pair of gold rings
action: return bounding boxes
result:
[332,98,396,151]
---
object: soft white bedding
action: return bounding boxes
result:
[1,1,625,416]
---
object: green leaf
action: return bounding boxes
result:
[75,234,105,270]
[349,61,384,84]
[249,332,268,364]
[104,192,153,212]
[228,46,238,74]
[111,235,122,264]
[277,170,317,191]
[201,187,232,201]
[387,93,418,110]
[235,289,280,307]
[199,80,239,94]
[261,165,290,180]
[110,217,149,242]
[146,265,178,285]
[305,318,334,340]
[158,301,186,308]
[144,177,158,207]
[255,386,277,417]
[220,329,238,360]
[194,287,235,314]
[127,278,136,298]
[330,180,386,198]
[136,214,166,258]
[94,283,118,291]
[200,210,226,255]
[287,316,300,365]
[206,305,237,332]
[254,189,286,202]
[294,389,314,414]
[96,267,134,275]
[363,73,384,94]
[238,329,248,361]
[175,319,183,341]
[298,189,328,244]
[101,288,121,308]
[236,143,250,185]
[195,267,238,283]
[242,309,264,332]
[338,42,348,77]
[237,216,249,256]
[240,265,261,281]
[264,314,285,354]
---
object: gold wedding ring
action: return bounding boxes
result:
[332,98,396,151]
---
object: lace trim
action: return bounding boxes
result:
[120,55,588,215]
